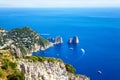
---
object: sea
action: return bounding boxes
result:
[0,8,120,80]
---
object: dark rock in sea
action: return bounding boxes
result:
[54,36,63,44]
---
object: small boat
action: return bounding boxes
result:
[81,48,85,55]
[97,70,102,74]
[41,34,50,36]
[69,47,74,50]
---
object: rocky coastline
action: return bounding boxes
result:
[0,27,90,80]
[26,42,54,56]
[18,58,90,80]
[0,27,53,57]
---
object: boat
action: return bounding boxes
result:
[81,48,85,55]
[97,70,102,74]
[69,47,74,50]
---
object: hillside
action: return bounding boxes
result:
[0,27,53,57]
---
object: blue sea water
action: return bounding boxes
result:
[0,8,120,80]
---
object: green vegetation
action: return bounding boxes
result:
[2,46,11,50]
[8,26,50,48]
[39,37,50,45]
[24,56,62,63]
[7,71,25,80]
[2,59,9,70]
[0,52,3,56]
[18,45,29,56]
[65,63,76,73]
[9,62,17,70]
[2,58,17,70]
[0,33,8,46]
[0,26,50,57]
[0,69,6,78]
[0,50,25,80]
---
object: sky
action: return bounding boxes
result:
[0,0,120,8]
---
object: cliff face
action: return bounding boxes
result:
[18,59,90,80]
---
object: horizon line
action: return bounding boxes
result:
[0,6,120,8]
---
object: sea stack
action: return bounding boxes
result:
[73,36,79,44]
[68,38,73,44]
[68,36,79,44]
[54,36,63,44]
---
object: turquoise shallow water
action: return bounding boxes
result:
[0,8,120,80]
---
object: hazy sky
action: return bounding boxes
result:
[0,0,120,8]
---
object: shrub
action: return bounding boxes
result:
[65,63,76,73]
[9,62,17,70]
[7,71,25,80]
[3,46,10,50]
[57,58,62,62]
[2,58,17,70]
[47,58,55,63]
[0,52,3,56]
[0,69,6,78]
[24,56,61,63]
[38,57,46,62]
[24,56,39,62]
[2,59,9,70]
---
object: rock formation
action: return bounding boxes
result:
[68,36,79,44]
[18,59,90,80]
[54,36,63,44]
[73,36,79,44]
[68,38,73,44]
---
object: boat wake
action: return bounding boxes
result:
[81,48,85,55]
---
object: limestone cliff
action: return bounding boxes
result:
[18,57,90,80]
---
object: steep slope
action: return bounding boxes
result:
[18,56,90,80]
[0,27,53,57]
[0,50,90,80]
